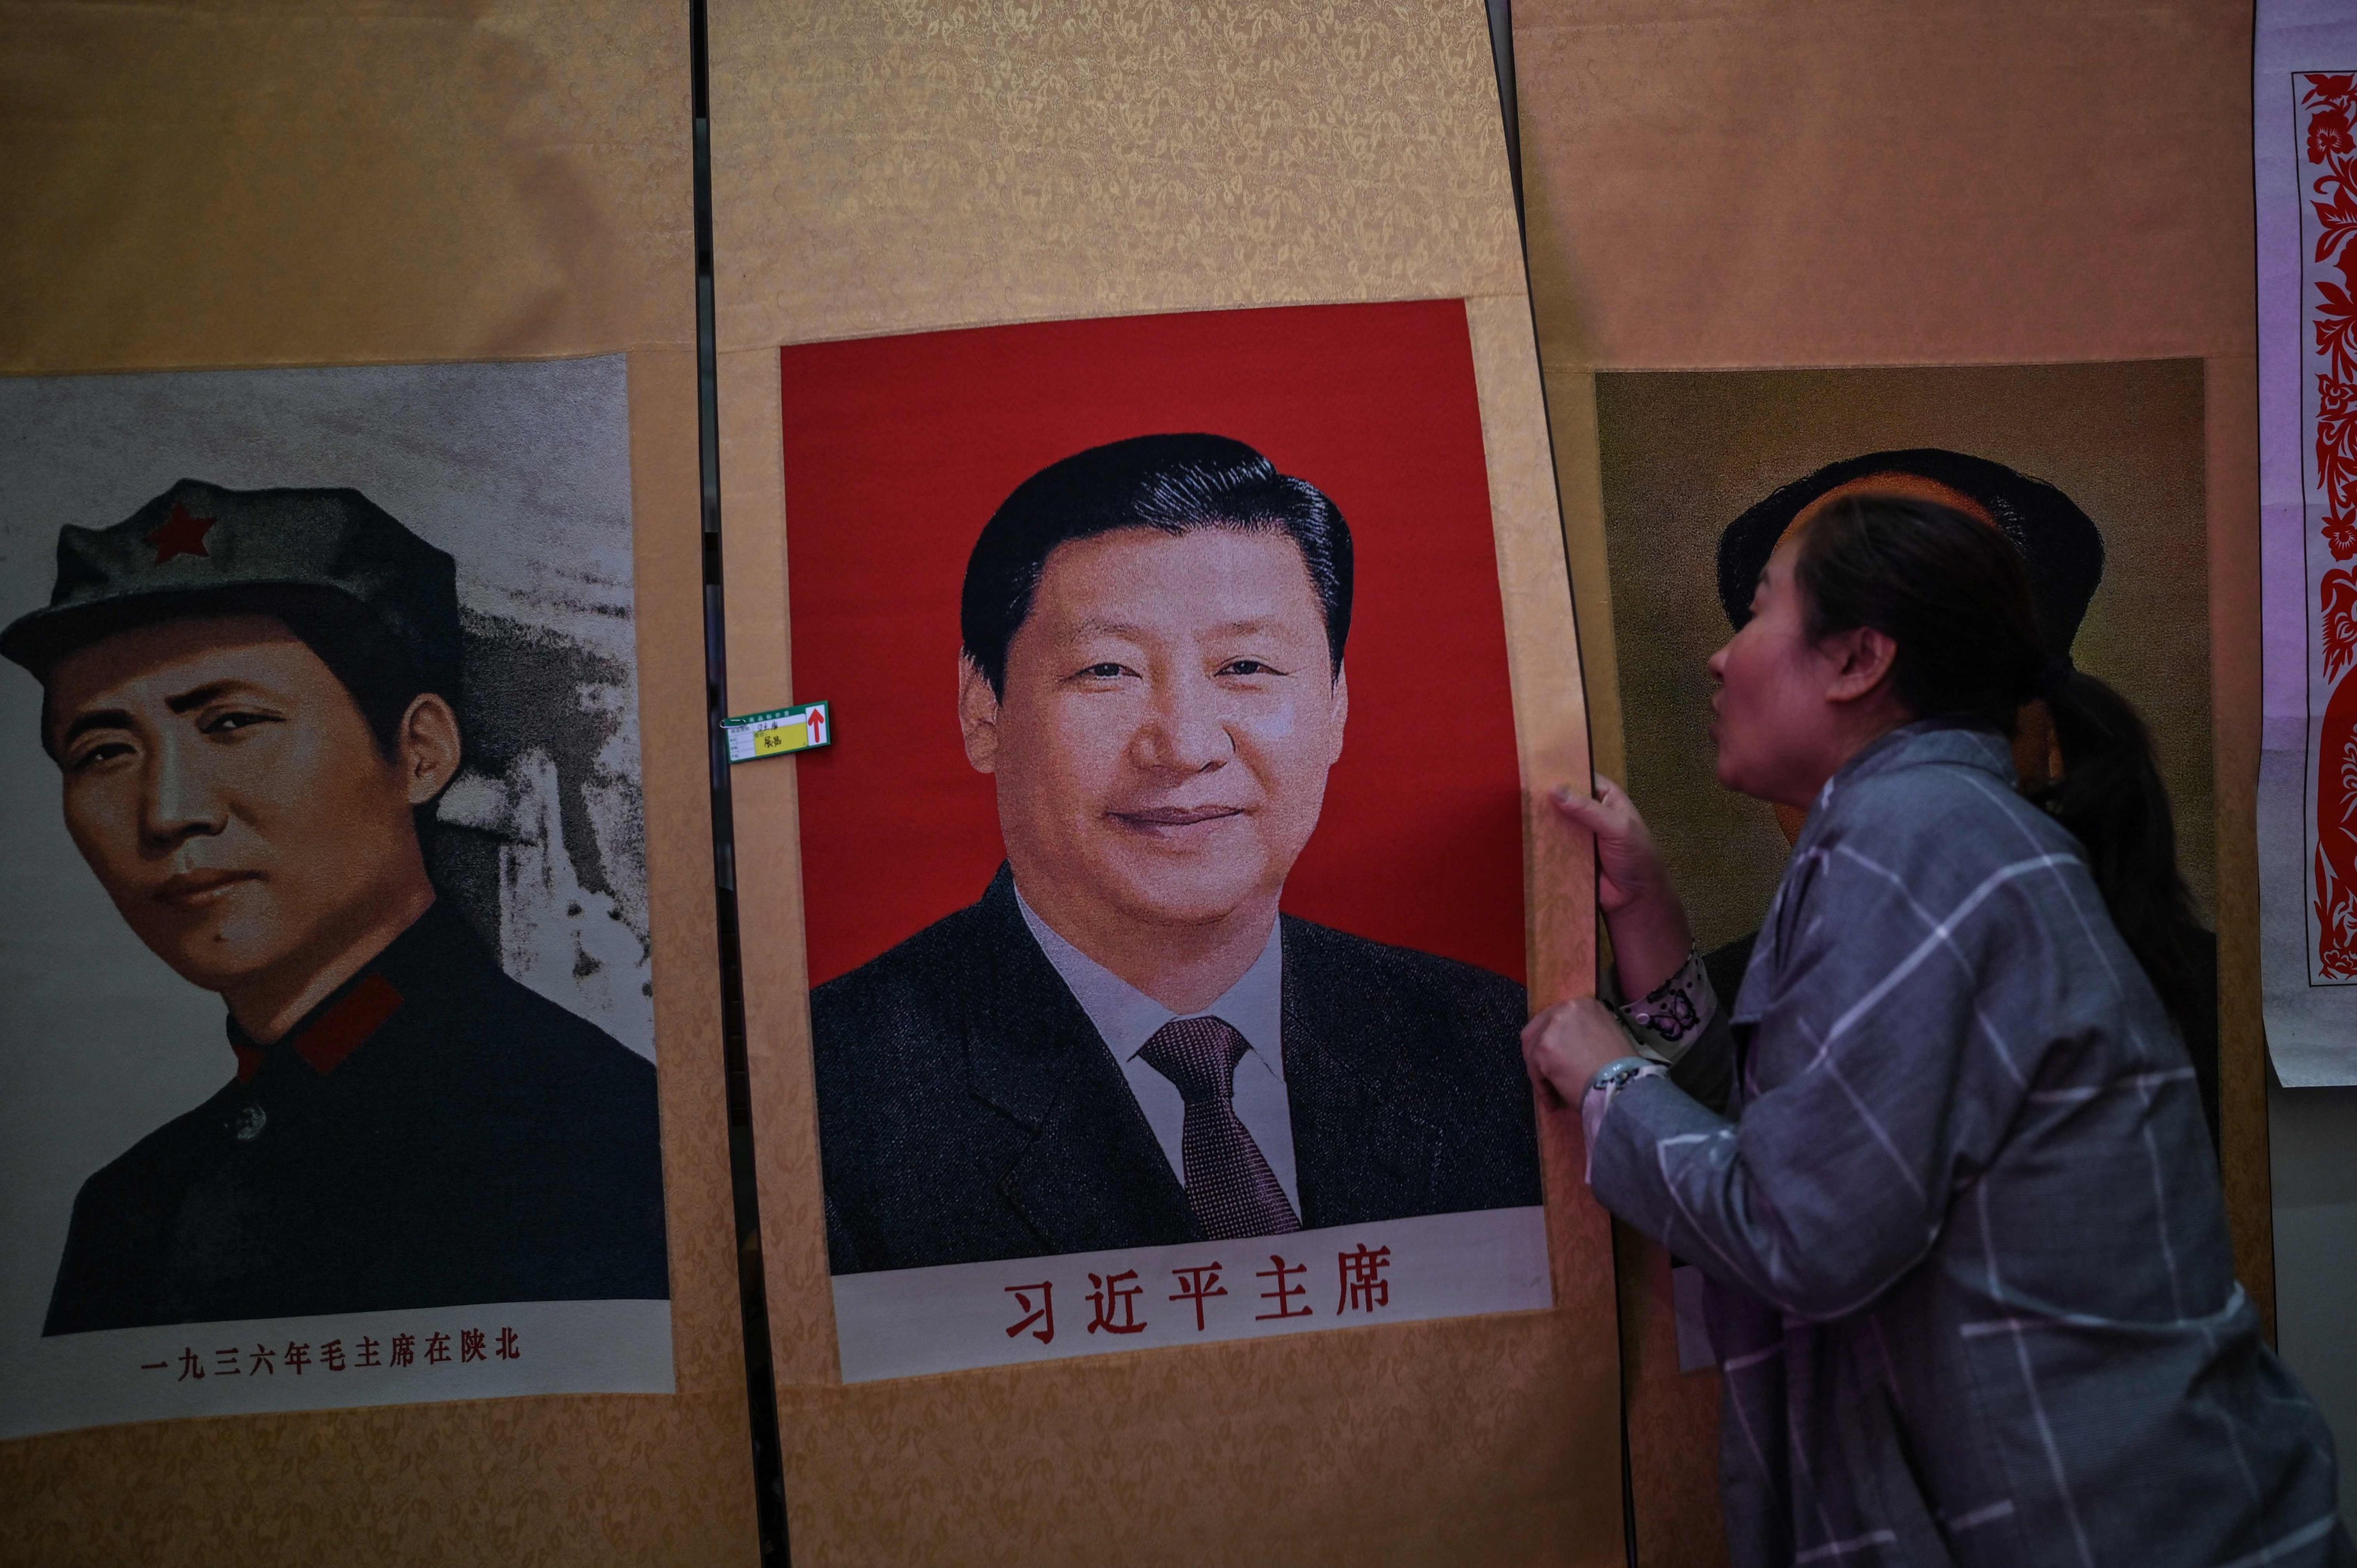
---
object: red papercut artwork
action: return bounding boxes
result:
[2312,77,2357,561]
[2305,76,2357,977]
[2315,671,2357,980]
[2324,568,2357,683]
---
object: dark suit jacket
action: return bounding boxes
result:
[813,867,1542,1274]
[45,903,670,1334]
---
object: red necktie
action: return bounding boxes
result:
[1138,1016,1302,1240]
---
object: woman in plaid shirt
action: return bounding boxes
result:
[1526,493,2348,1567]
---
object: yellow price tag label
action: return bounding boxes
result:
[724,700,829,764]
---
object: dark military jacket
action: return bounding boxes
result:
[44,904,669,1334]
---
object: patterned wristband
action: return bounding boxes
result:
[1615,944,1716,1064]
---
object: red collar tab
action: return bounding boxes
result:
[226,970,408,1083]
[293,973,404,1075]
[231,973,405,1081]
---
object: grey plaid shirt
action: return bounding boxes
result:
[1592,723,2350,1568]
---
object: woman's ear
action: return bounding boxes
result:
[1825,626,1900,705]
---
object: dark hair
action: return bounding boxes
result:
[1792,494,2208,1038]
[959,433,1353,696]
[37,583,458,768]
[273,588,455,759]
[1719,448,2106,657]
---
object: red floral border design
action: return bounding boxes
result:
[2309,76,2357,562]
[2304,74,2357,977]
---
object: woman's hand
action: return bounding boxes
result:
[1522,998,1639,1110]
[1550,775,1671,915]
[1549,775,1696,999]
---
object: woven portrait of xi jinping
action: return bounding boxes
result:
[781,303,1554,1382]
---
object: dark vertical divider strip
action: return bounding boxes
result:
[1485,0,1524,232]
[689,0,793,1560]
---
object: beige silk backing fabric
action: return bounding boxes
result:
[706,4,1617,1564]
[1511,3,2266,1564]
[0,5,761,1565]
[2,0,694,372]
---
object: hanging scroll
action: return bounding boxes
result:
[2259,5,2357,1084]
[780,302,1548,1382]
[707,4,1619,1562]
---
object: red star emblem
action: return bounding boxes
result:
[146,500,215,564]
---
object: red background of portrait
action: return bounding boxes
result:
[781,300,1528,988]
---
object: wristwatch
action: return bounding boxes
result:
[1586,1056,1661,1097]
[1579,1056,1667,1183]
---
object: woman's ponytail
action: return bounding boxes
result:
[2031,667,2209,1035]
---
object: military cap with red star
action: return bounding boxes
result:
[0,479,462,697]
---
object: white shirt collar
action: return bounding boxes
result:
[1012,882,1285,1080]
